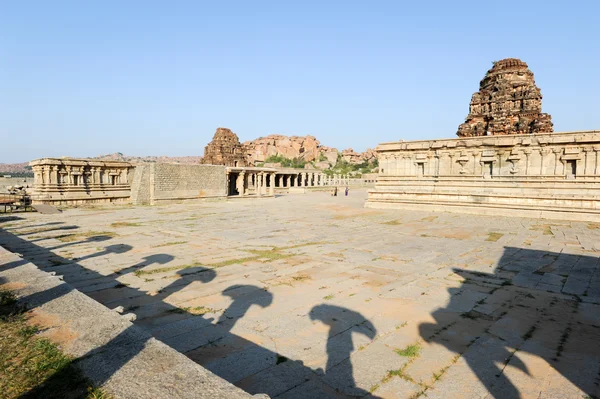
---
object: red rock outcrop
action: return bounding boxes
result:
[457,58,553,137]
[243,135,322,164]
[341,148,377,164]
[202,128,248,167]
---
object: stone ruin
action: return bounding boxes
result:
[457,58,554,137]
[201,127,248,167]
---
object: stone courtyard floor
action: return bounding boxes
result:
[1,189,600,398]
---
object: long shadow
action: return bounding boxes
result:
[310,304,377,397]
[1,221,381,398]
[3,221,63,231]
[419,246,600,398]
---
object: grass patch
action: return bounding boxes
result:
[421,215,438,222]
[369,383,380,393]
[383,363,414,383]
[110,222,141,228]
[187,306,218,315]
[395,343,421,358]
[486,232,504,242]
[135,242,328,276]
[323,294,334,300]
[529,224,554,236]
[396,321,408,330]
[0,289,109,398]
[291,274,311,282]
[155,241,188,247]
[168,306,218,315]
[56,231,117,243]
[382,220,402,226]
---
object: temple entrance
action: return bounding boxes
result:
[484,161,493,177]
[228,172,240,196]
[566,160,577,179]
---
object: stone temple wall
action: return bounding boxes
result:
[154,164,227,202]
[131,163,227,205]
[366,131,600,221]
[130,164,151,205]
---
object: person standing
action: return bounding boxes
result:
[345,187,349,196]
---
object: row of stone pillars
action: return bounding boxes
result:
[275,172,350,188]
[234,171,275,197]
[229,170,353,197]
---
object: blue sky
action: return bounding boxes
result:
[1,1,599,163]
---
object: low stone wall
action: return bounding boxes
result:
[366,131,600,221]
[0,246,257,399]
[131,163,227,205]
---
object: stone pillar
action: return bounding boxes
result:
[120,169,127,185]
[584,147,594,175]
[301,173,307,187]
[43,166,50,186]
[66,166,73,185]
[318,173,323,186]
[269,173,275,195]
[448,154,455,175]
[49,166,58,185]
[263,173,268,194]
[553,149,561,176]
[523,150,532,176]
[595,147,600,175]
[238,171,246,196]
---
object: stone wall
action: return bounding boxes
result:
[154,164,227,203]
[131,163,227,205]
[130,164,151,205]
[366,131,600,221]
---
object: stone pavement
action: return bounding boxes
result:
[1,189,599,398]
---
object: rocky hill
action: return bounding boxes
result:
[95,152,203,164]
[242,134,375,166]
[0,162,31,175]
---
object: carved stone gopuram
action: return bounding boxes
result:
[457,58,553,137]
[202,128,248,167]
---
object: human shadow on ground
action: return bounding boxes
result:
[216,284,273,329]
[310,304,377,397]
[0,221,381,398]
[8,224,80,238]
[419,247,600,399]
[0,216,23,223]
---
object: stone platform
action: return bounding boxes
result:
[1,189,599,398]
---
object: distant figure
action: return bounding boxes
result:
[345,187,349,196]
[334,187,338,196]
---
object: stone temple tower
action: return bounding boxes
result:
[457,58,553,137]
[201,127,248,167]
